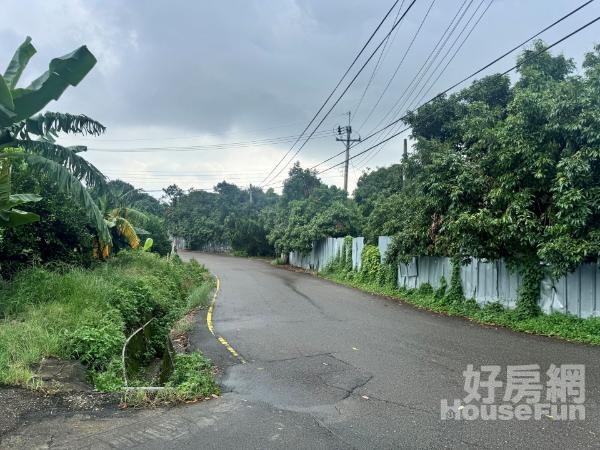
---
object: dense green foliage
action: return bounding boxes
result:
[0,161,97,277]
[0,37,112,245]
[165,163,362,257]
[165,182,277,256]
[355,42,600,282]
[264,163,362,255]
[0,38,214,402]
[0,251,217,396]
[99,180,170,256]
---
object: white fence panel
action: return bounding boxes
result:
[288,236,600,319]
[352,237,364,271]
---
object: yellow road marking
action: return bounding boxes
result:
[206,277,218,336]
[206,276,246,364]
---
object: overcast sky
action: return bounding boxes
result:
[2,0,599,195]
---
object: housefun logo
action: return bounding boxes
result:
[441,364,585,421]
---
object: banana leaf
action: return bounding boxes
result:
[0,160,40,228]
[0,208,39,227]
[3,45,97,127]
[3,36,36,89]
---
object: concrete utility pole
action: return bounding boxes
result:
[336,112,361,193]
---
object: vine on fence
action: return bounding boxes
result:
[514,258,543,319]
[324,237,544,320]
[344,236,353,273]
[359,245,380,283]
[445,257,465,304]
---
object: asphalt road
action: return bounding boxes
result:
[4,252,600,449]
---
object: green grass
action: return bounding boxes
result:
[172,315,195,336]
[320,269,600,346]
[0,251,219,401]
[122,352,220,407]
[186,281,214,310]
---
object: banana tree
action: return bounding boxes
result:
[96,186,152,255]
[0,36,111,247]
[0,158,40,228]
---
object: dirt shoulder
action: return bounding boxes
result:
[0,386,121,437]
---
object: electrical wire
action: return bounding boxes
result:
[315,13,600,176]
[259,0,407,185]
[261,0,419,187]
[87,130,335,153]
[346,0,597,153]
[357,0,438,132]
[355,0,494,169]
[352,0,406,119]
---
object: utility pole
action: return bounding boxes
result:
[336,112,361,193]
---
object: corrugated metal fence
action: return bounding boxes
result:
[290,235,600,319]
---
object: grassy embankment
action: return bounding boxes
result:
[0,251,218,402]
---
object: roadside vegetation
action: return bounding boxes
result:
[2,33,599,400]
[322,240,600,345]
[0,37,218,403]
[0,251,218,397]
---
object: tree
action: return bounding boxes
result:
[0,37,111,246]
[265,165,362,255]
[383,41,600,282]
[282,162,321,202]
[0,161,96,277]
[165,182,276,255]
[354,163,404,241]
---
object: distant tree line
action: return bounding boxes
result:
[166,42,600,284]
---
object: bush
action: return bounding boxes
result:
[0,167,96,279]
[142,215,172,257]
[435,276,447,300]
[0,251,213,390]
[417,282,434,295]
[91,357,125,391]
[445,258,465,304]
[66,318,125,369]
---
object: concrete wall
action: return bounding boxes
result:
[290,236,600,319]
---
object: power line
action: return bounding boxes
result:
[86,130,335,152]
[86,119,314,142]
[353,0,480,168]
[261,0,419,187]
[357,0,438,132]
[346,0,597,153]
[315,12,600,176]
[401,0,489,115]
[259,0,407,185]
[365,0,472,136]
[355,0,494,169]
[410,0,495,111]
[396,0,478,115]
[104,170,270,175]
[352,0,406,119]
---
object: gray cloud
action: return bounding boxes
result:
[1,0,599,193]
